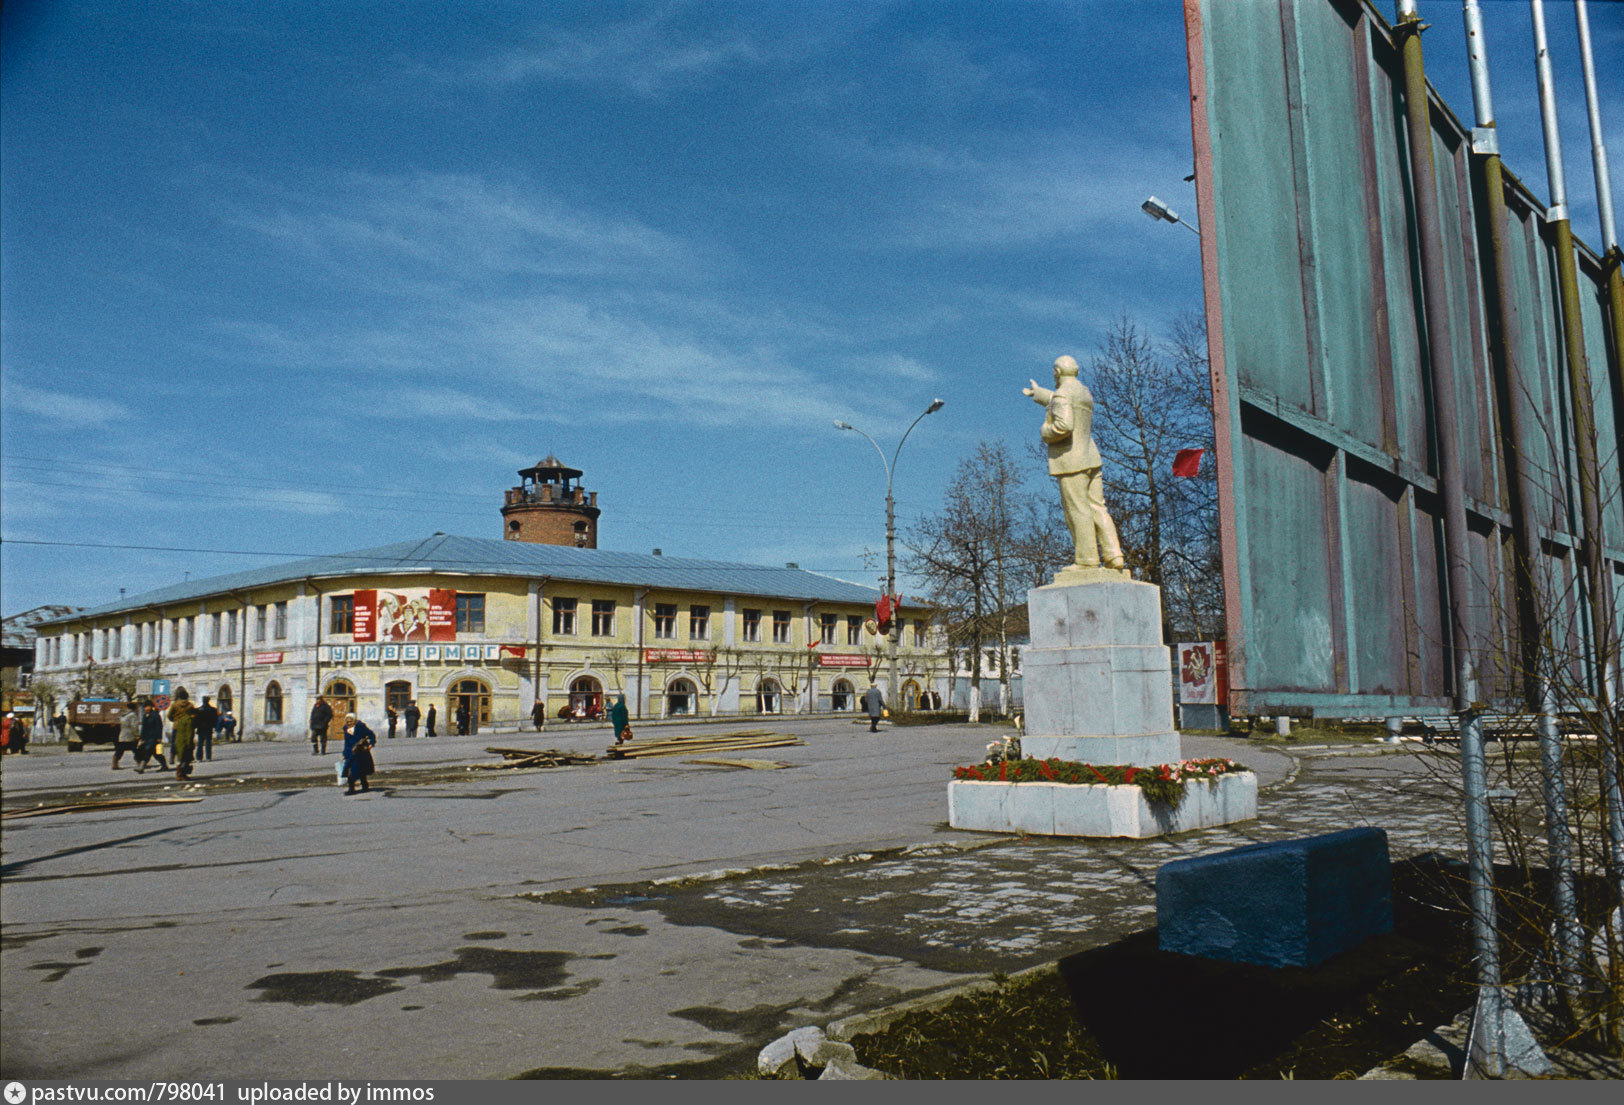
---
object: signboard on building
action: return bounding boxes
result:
[817,653,874,668]
[644,648,714,664]
[352,589,457,643]
[323,643,506,664]
[254,652,284,665]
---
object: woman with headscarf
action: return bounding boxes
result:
[167,690,196,780]
[341,713,377,795]
[609,693,631,744]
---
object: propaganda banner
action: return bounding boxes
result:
[817,653,873,668]
[1177,642,1217,705]
[644,648,714,664]
[353,589,457,642]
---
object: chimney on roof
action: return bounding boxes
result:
[785,562,799,569]
[653,548,662,556]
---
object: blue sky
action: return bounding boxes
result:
[2,0,1619,617]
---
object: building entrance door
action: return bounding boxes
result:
[447,679,490,735]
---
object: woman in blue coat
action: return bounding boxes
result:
[341,713,377,795]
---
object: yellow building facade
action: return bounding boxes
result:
[33,535,946,738]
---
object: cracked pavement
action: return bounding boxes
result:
[1,719,1463,1079]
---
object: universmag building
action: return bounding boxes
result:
[31,458,948,738]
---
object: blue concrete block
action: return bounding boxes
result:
[1156,827,1393,968]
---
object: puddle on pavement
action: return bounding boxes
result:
[377,947,576,994]
[193,1016,238,1026]
[28,960,92,982]
[248,970,403,1006]
[462,931,507,940]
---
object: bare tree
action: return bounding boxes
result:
[1086,313,1222,639]
[905,440,1030,721]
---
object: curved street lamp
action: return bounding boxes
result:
[834,398,944,712]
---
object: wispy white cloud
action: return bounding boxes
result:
[3,382,131,425]
[472,9,772,97]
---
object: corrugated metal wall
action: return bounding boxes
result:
[1187,0,1623,716]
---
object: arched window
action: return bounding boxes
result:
[567,676,602,720]
[216,684,233,715]
[831,679,855,711]
[665,678,696,717]
[264,681,283,723]
[756,678,781,715]
[448,678,491,734]
[385,680,413,715]
[902,680,922,711]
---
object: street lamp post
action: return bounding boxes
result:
[1140,195,1200,237]
[834,399,944,714]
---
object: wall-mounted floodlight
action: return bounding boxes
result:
[1141,195,1201,237]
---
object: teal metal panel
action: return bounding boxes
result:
[1188,0,1623,716]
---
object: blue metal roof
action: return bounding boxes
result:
[42,534,882,625]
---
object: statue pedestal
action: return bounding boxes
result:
[948,573,1256,838]
[1019,572,1180,766]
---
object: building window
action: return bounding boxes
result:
[185,616,196,650]
[456,593,485,634]
[819,613,837,645]
[848,615,862,646]
[273,602,288,640]
[99,630,110,660]
[654,603,677,639]
[330,595,354,635]
[227,610,238,646]
[689,605,710,641]
[742,609,761,643]
[772,610,790,644]
[210,612,222,648]
[591,600,615,637]
[552,597,577,636]
[265,681,283,723]
[170,620,181,651]
[913,619,926,647]
[255,606,267,643]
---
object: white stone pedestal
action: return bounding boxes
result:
[947,571,1257,838]
[1020,570,1179,766]
[948,772,1257,839]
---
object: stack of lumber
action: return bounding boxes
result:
[475,747,599,770]
[606,729,802,760]
[2,796,203,820]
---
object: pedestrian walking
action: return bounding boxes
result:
[168,689,196,779]
[386,706,398,739]
[309,696,333,756]
[1,712,12,754]
[220,709,237,743]
[425,703,437,737]
[193,696,219,762]
[862,682,885,733]
[530,699,546,731]
[112,700,140,769]
[609,693,632,744]
[404,700,420,739]
[341,714,377,795]
[53,710,68,741]
[455,701,470,737]
[134,702,169,773]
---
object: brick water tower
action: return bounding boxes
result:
[501,455,600,547]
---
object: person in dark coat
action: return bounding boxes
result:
[193,696,219,762]
[530,700,546,731]
[455,701,470,737]
[404,700,421,739]
[862,682,885,733]
[309,696,333,756]
[341,714,377,795]
[425,704,437,737]
[386,706,398,739]
[135,702,168,773]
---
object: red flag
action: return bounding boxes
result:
[1172,448,1204,477]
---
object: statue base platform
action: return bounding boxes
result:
[948,772,1257,839]
[948,571,1257,838]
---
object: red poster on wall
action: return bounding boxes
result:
[428,589,456,641]
[353,590,377,642]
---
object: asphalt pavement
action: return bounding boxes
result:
[1,719,1468,1079]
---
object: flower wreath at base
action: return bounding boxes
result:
[951,756,1247,810]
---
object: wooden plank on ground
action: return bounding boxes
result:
[683,758,792,770]
[2,796,205,820]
